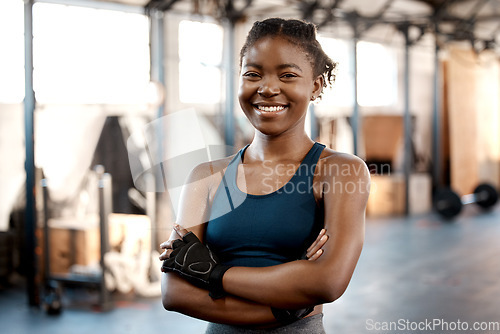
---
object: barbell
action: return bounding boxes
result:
[433,183,499,219]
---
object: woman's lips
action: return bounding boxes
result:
[253,104,288,117]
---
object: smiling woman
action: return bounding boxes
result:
[160,18,370,334]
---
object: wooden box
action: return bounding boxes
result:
[367,174,405,217]
[42,216,101,274]
[367,173,432,217]
[39,213,150,274]
[362,115,404,166]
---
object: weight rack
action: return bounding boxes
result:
[40,166,113,314]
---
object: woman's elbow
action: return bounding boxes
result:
[314,277,350,304]
[162,291,178,311]
[325,283,348,303]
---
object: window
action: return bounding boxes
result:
[357,41,397,107]
[318,36,397,108]
[0,0,24,103]
[318,36,353,107]
[178,20,223,104]
[32,2,150,104]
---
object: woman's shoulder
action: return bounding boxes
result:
[316,146,370,182]
[191,154,236,176]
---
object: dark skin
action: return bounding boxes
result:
[161,225,328,327]
[160,36,370,326]
[160,159,328,327]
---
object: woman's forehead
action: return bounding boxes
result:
[241,36,312,71]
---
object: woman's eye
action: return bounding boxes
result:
[243,72,260,78]
[281,73,297,79]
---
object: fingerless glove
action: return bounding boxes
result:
[161,232,231,299]
[271,306,315,325]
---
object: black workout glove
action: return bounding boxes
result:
[161,232,231,299]
[271,306,315,325]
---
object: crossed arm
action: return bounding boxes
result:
[160,154,370,325]
[161,226,328,326]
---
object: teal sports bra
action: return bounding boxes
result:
[205,142,326,267]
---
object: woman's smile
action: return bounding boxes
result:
[253,104,289,117]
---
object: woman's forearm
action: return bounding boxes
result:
[162,272,278,326]
[162,223,358,311]
[222,260,338,309]
[222,235,364,309]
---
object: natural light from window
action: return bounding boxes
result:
[178,20,223,104]
[32,3,150,104]
[318,36,353,107]
[357,41,397,107]
[0,0,24,103]
[318,36,397,108]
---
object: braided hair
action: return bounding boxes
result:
[239,18,337,95]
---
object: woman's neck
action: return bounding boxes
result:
[246,131,315,163]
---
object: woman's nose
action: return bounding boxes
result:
[257,77,280,97]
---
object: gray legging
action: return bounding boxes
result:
[205,313,326,334]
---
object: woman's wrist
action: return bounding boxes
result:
[208,264,232,299]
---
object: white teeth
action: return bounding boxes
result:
[257,105,285,112]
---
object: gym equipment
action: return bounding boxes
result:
[43,280,62,315]
[433,183,499,219]
[41,166,113,315]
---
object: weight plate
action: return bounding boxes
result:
[473,183,499,209]
[434,188,462,219]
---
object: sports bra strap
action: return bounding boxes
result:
[290,142,325,185]
[301,142,325,167]
[232,142,325,190]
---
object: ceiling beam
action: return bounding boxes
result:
[299,0,320,21]
[444,0,490,42]
[145,0,180,12]
[361,0,396,33]
[316,0,346,28]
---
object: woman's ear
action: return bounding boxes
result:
[311,75,324,101]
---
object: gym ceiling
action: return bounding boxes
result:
[87,0,500,53]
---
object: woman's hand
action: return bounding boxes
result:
[304,229,328,261]
[159,226,183,261]
[160,224,232,299]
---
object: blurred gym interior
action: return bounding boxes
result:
[1,0,500,333]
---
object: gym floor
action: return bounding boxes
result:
[1,205,499,334]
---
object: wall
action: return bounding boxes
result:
[444,44,500,194]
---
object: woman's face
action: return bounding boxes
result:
[238,36,323,137]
